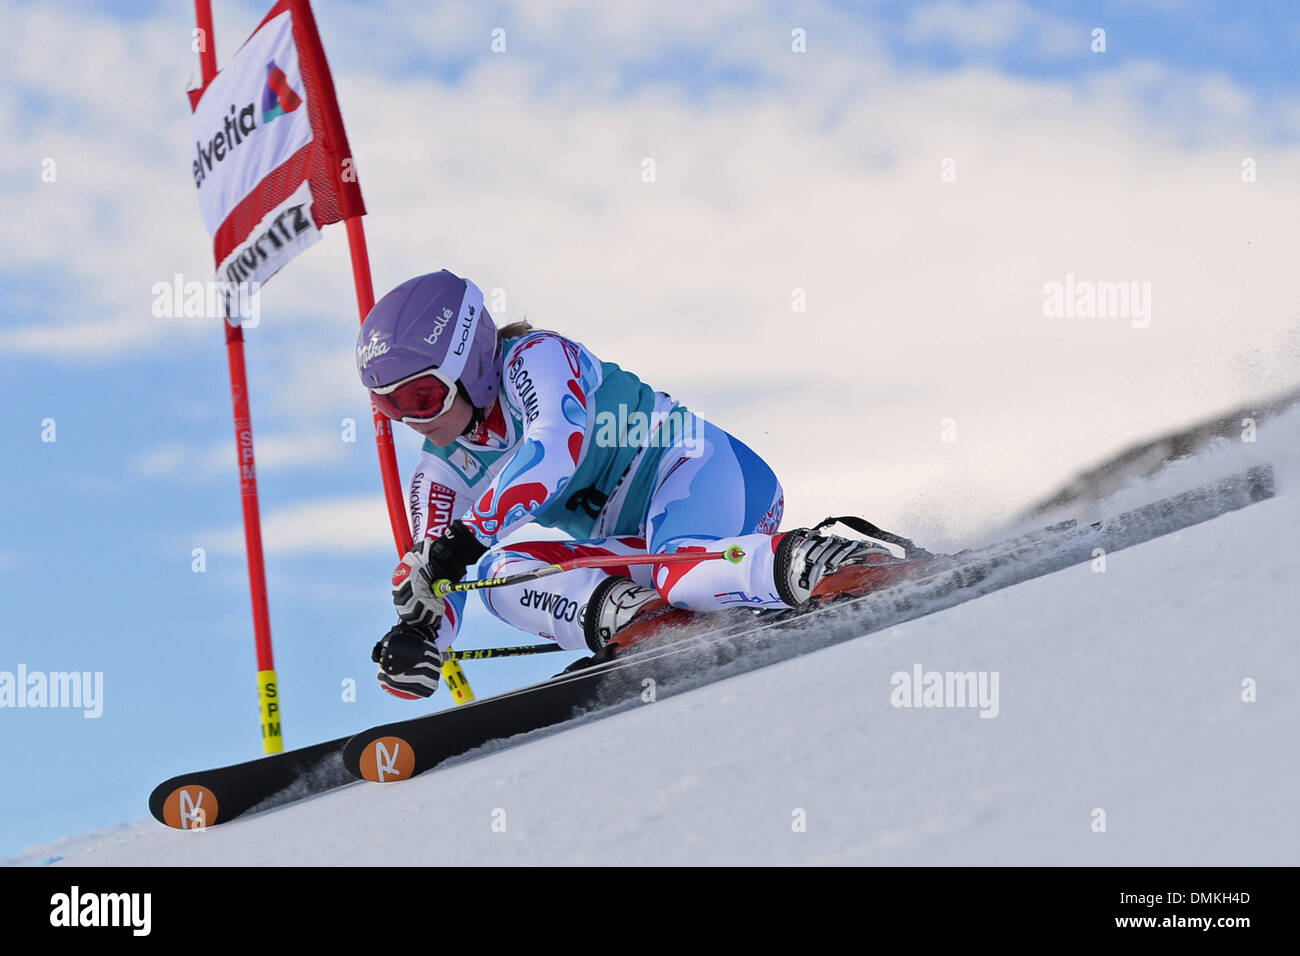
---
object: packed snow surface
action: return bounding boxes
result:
[8,413,1298,866]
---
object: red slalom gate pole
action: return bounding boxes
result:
[343,201,478,702]
[344,215,412,556]
[196,0,283,754]
[224,325,283,752]
[195,0,216,81]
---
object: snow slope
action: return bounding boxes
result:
[8,413,1298,866]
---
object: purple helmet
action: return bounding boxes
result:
[356,270,501,409]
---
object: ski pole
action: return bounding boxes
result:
[434,547,744,698]
[446,644,568,660]
[431,544,746,600]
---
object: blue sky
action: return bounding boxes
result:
[2,0,1299,859]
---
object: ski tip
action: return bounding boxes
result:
[154,783,221,830]
[357,735,417,783]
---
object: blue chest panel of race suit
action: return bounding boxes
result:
[418,336,672,541]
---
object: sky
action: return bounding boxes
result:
[2,0,1299,858]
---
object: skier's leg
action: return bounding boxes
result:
[642,415,894,612]
[472,536,659,651]
[644,418,789,611]
[473,415,889,652]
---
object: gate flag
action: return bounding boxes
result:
[187,0,365,317]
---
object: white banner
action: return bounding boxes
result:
[190,10,313,235]
[216,180,321,319]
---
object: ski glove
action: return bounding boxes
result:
[391,520,488,627]
[372,621,446,699]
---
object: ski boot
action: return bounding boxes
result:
[774,529,911,606]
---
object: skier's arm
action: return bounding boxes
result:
[391,451,485,651]
[462,333,601,545]
[408,448,478,541]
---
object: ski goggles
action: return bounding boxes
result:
[369,366,458,423]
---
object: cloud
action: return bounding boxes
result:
[906,0,1035,51]
[904,0,1084,57]
[0,6,220,360]
[201,495,393,556]
[131,430,359,479]
[4,0,1300,540]
[1,313,184,357]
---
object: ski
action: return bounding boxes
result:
[147,463,1273,822]
[342,463,1274,785]
[338,547,1020,785]
[147,734,352,830]
[342,607,789,784]
[142,547,951,826]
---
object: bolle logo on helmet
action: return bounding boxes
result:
[357,338,390,368]
[162,785,219,829]
[422,306,455,346]
[361,736,415,782]
[451,308,475,357]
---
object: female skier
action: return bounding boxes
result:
[358,269,884,699]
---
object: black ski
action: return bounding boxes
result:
[342,463,1275,785]
[148,463,1274,821]
[147,735,351,830]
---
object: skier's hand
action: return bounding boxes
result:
[391,520,488,626]
[372,621,445,699]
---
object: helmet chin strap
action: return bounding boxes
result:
[460,385,493,437]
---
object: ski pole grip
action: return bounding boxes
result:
[432,578,454,599]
